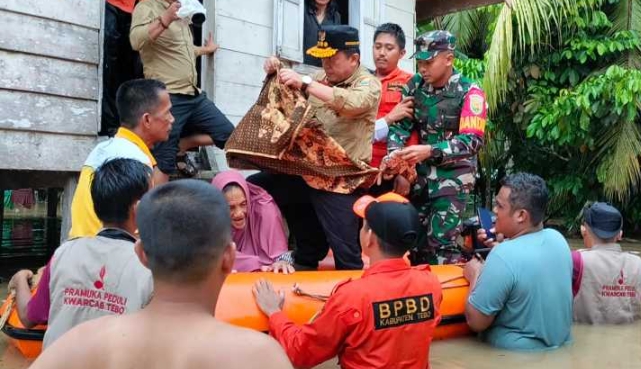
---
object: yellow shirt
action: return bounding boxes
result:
[68,128,155,239]
[130,0,199,95]
[310,66,381,164]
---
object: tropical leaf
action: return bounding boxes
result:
[441,10,483,53]
[484,0,582,111]
[595,119,641,202]
[610,0,641,34]
[609,0,641,68]
[483,5,513,111]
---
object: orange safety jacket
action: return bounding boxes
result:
[108,0,136,14]
[269,259,443,369]
[372,68,417,168]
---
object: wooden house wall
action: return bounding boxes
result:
[0,0,101,172]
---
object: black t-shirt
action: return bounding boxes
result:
[303,4,342,67]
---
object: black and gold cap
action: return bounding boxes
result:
[306,25,360,59]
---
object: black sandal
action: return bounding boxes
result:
[176,153,198,177]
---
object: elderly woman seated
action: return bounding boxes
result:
[212,170,294,273]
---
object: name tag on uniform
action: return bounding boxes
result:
[372,293,434,330]
[387,81,404,91]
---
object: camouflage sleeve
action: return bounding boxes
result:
[431,86,487,165]
[387,74,421,153]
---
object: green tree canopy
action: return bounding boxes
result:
[422,0,641,230]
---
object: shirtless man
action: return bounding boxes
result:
[29,180,292,369]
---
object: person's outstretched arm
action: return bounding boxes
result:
[464,254,512,332]
[254,280,357,368]
[9,264,51,329]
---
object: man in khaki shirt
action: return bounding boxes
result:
[130,0,234,184]
[249,25,381,270]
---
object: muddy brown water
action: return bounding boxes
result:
[2,322,640,369]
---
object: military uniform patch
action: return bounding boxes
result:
[372,293,435,330]
[469,94,484,116]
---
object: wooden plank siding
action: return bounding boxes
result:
[386,0,416,13]
[216,0,273,27]
[0,0,101,29]
[385,2,416,74]
[215,16,273,58]
[0,51,99,101]
[0,1,101,172]
[209,0,274,127]
[0,90,97,135]
[0,131,98,171]
[214,80,262,118]
[0,10,100,64]
[213,50,267,88]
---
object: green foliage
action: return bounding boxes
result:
[609,0,641,68]
[454,57,486,82]
[418,0,641,230]
[527,66,641,143]
[595,119,641,201]
[482,0,584,112]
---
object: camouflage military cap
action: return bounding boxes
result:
[411,30,456,61]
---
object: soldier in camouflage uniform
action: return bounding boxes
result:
[383,30,487,265]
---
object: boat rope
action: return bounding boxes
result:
[440,275,466,285]
[292,283,329,302]
[440,275,470,290]
[292,275,470,302]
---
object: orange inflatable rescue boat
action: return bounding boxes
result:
[1,265,470,358]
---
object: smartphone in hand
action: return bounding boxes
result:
[477,207,496,241]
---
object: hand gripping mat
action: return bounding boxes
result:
[225,74,378,194]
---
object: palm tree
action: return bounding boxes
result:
[610,0,641,69]
[428,0,641,205]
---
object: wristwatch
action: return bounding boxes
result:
[301,75,313,93]
[431,147,444,164]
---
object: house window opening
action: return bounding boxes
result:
[303,0,350,66]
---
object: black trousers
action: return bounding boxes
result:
[247,173,363,270]
[101,3,143,136]
[152,92,234,174]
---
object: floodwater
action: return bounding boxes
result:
[1,201,60,281]
[429,323,641,369]
[2,320,639,369]
[0,218,59,280]
[317,322,641,369]
[1,202,641,368]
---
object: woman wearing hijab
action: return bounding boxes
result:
[212,170,294,273]
[304,0,342,67]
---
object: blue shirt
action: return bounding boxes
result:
[468,228,573,350]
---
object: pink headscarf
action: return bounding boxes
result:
[212,170,289,272]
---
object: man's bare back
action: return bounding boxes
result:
[30,310,292,369]
[30,181,293,369]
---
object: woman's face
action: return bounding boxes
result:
[224,186,248,230]
[315,0,331,6]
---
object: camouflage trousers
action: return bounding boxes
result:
[408,168,473,265]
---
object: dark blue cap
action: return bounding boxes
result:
[583,202,623,239]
